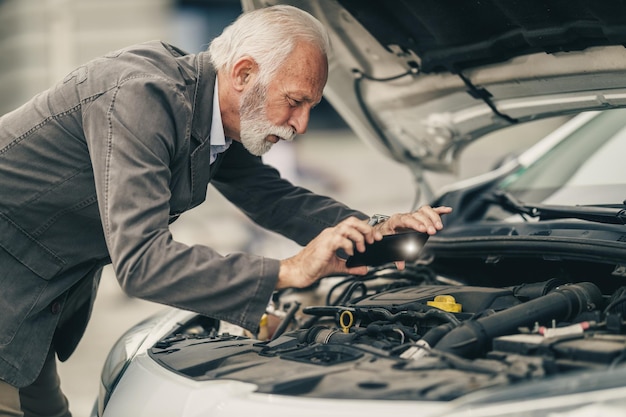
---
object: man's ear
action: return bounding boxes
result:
[231,57,258,92]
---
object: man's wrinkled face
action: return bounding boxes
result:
[239,80,295,156]
[238,41,328,156]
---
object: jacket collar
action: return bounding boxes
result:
[190,50,216,145]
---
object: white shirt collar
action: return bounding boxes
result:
[209,78,231,164]
[210,78,226,146]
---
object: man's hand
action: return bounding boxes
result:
[277,206,452,289]
[373,205,452,270]
[373,205,452,236]
[277,216,382,289]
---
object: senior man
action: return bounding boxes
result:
[0,5,451,416]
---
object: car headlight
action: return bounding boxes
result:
[96,317,156,416]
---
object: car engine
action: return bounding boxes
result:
[149,265,626,401]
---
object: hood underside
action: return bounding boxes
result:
[243,0,626,172]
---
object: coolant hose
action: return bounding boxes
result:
[434,282,603,358]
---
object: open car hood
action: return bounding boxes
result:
[242,0,626,172]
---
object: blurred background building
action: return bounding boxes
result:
[0,0,244,115]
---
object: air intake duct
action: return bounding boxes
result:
[434,282,603,358]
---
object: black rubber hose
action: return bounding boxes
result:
[420,322,457,347]
[434,282,603,358]
[510,278,565,301]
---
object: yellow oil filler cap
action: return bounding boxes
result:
[427,295,462,313]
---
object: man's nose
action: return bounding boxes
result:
[290,106,311,135]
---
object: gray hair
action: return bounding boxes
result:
[208,5,330,85]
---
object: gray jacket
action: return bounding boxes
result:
[0,41,366,387]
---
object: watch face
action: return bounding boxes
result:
[369,214,389,225]
[346,231,429,267]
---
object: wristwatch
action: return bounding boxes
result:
[367,214,390,226]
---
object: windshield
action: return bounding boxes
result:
[484,109,626,221]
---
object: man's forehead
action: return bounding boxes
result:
[281,68,327,99]
[286,86,324,104]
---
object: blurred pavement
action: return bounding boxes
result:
[57,118,565,416]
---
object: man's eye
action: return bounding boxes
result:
[288,98,301,107]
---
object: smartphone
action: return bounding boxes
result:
[345,231,429,267]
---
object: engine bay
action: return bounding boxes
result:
[149,265,626,401]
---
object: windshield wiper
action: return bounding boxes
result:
[489,191,626,225]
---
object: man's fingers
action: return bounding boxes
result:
[434,206,454,214]
[333,216,381,252]
[383,205,452,235]
[412,208,443,233]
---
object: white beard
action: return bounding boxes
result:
[239,81,296,156]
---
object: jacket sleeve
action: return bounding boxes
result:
[83,76,277,331]
[211,141,369,246]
